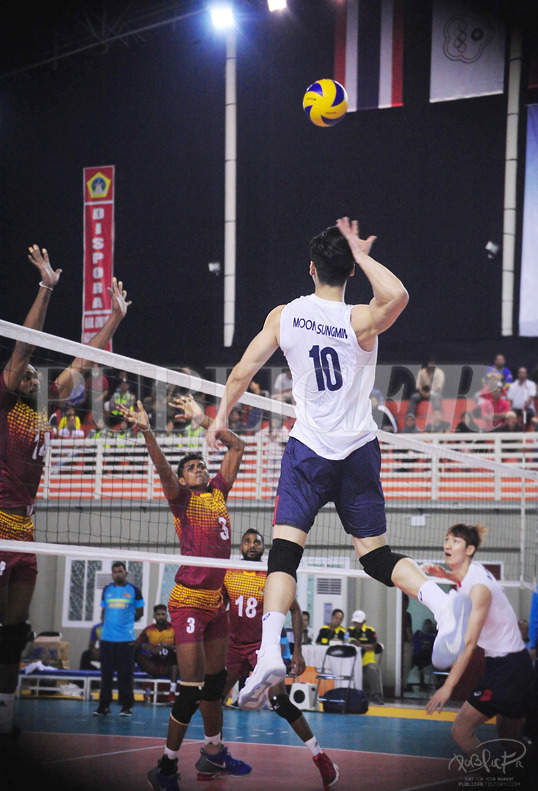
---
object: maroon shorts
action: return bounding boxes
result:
[0,550,38,588]
[169,601,229,645]
[225,640,260,677]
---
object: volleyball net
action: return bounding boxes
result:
[1,318,537,590]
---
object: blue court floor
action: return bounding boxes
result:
[4,696,532,791]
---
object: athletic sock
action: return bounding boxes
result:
[418,580,447,620]
[0,693,15,734]
[163,747,179,763]
[304,735,322,756]
[259,611,286,652]
[204,732,222,746]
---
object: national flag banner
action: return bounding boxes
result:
[519,105,538,337]
[334,0,404,112]
[430,0,505,103]
[82,166,115,348]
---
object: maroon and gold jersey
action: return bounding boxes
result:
[0,373,56,515]
[223,566,266,646]
[135,621,175,649]
[168,471,231,593]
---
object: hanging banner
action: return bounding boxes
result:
[519,105,538,337]
[430,0,505,103]
[82,166,115,348]
[334,0,404,112]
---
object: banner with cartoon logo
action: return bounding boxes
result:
[82,166,115,348]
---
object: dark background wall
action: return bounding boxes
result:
[1,0,537,383]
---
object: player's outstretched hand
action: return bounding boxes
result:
[336,217,376,258]
[425,683,451,715]
[28,244,62,288]
[117,400,149,431]
[420,563,455,582]
[206,413,227,451]
[108,277,131,318]
[169,394,204,426]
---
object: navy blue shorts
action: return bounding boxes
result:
[273,437,387,539]
[467,648,533,719]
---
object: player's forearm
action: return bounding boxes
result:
[356,251,408,310]
[140,426,179,496]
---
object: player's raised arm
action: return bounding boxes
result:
[119,400,181,501]
[171,395,246,487]
[336,217,409,349]
[3,245,62,392]
[207,305,283,450]
[54,277,131,402]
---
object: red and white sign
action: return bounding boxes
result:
[82,166,115,348]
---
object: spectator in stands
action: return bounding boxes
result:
[85,362,109,419]
[271,367,294,404]
[485,354,513,388]
[244,380,264,434]
[347,609,383,705]
[493,410,524,433]
[57,405,82,433]
[477,383,511,429]
[507,367,536,424]
[424,408,451,433]
[408,359,445,416]
[401,413,421,434]
[228,407,247,434]
[315,609,346,645]
[135,604,178,706]
[87,416,111,440]
[80,619,103,670]
[301,611,314,645]
[57,408,85,439]
[455,410,480,433]
[109,372,136,426]
[370,393,398,433]
[412,618,436,689]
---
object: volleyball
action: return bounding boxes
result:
[303,79,348,127]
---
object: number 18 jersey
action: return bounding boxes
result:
[279,294,377,460]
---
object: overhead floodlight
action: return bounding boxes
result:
[268,0,287,10]
[210,4,235,30]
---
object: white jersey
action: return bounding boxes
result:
[459,561,525,658]
[279,294,377,460]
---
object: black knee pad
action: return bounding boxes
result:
[0,622,32,664]
[269,693,302,725]
[201,669,228,702]
[171,683,203,725]
[267,538,304,581]
[360,545,407,587]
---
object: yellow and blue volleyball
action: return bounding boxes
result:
[303,79,348,128]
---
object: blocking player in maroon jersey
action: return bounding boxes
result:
[118,395,251,791]
[0,244,130,739]
[222,529,339,790]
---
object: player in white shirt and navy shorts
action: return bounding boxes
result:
[425,523,533,765]
[209,217,473,713]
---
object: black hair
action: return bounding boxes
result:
[331,608,344,617]
[112,560,126,570]
[242,528,264,543]
[177,452,205,477]
[447,523,488,552]
[153,604,167,612]
[309,225,355,286]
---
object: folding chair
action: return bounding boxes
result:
[314,644,358,711]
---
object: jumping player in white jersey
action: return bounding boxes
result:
[424,524,533,760]
[207,217,471,710]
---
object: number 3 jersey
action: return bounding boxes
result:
[167,471,232,599]
[0,372,55,528]
[223,566,266,646]
[279,294,377,460]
